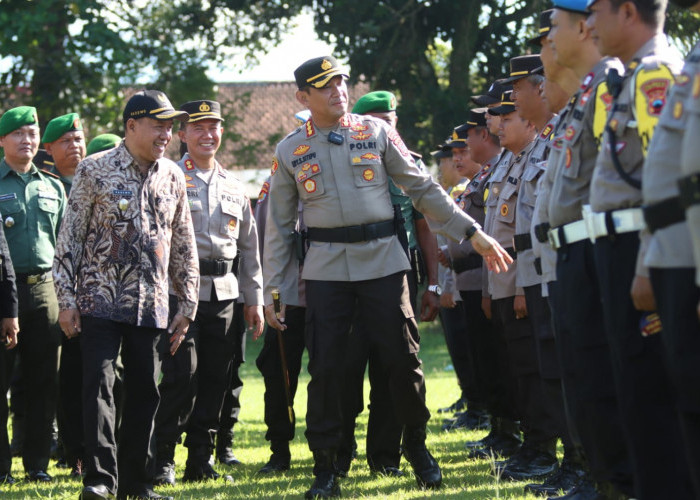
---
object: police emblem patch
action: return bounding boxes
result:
[640,78,670,116]
[228,219,237,231]
[352,132,371,141]
[564,126,576,141]
[304,179,317,193]
[362,168,375,181]
[640,312,662,337]
[360,153,379,161]
[500,204,509,217]
[302,163,311,171]
[311,164,320,173]
[296,170,308,183]
[271,157,279,176]
[293,145,311,156]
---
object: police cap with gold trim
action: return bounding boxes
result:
[488,90,517,116]
[502,55,543,84]
[529,10,554,45]
[123,90,189,124]
[446,125,468,149]
[0,106,39,137]
[42,113,83,144]
[294,56,349,90]
[471,79,511,107]
[179,100,224,123]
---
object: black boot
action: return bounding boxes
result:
[216,430,241,466]
[258,441,291,474]
[468,417,521,459]
[402,425,442,489]
[304,450,340,499]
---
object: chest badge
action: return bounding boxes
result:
[293,145,311,156]
[118,198,129,211]
[500,203,509,217]
[303,179,317,193]
[362,168,375,181]
[228,218,237,232]
[4,216,14,228]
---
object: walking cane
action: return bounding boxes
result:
[271,288,295,424]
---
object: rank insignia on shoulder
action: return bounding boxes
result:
[41,169,60,179]
[303,179,317,193]
[293,145,311,156]
[340,115,351,127]
[305,120,316,138]
[271,157,279,176]
[185,159,195,171]
[581,72,594,89]
[186,182,196,188]
[540,124,553,139]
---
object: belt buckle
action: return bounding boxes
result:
[547,228,558,250]
[214,259,226,276]
[27,273,40,285]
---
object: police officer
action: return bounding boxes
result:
[585,0,693,497]
[263,55,512,498]
[0,222,19,484]
[647,0,700,496]
[153,99,264,485]
[41,112,88,478]
[0,106,65,483]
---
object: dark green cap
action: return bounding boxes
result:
[352,91,397,115]
[0,106,39,137]
[42,113,83,144]
[86,133,121,156]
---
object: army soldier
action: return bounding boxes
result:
[0,106,65,483]
[0,223,19,484]
[42,112,88,478]
[264,56,512,499]
[153,99,263,485]
[53,90,198,500]
[86,134,121,156]
[650,0,700,496]
[584,0,693,497]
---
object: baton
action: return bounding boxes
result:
[271,288,295,424]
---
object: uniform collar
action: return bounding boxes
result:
[0,159,39,179]
[629,34,669,70]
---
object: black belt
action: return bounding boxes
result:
[16,270,52,285]
[534,257,542,276]
[199,258,234,276]
[534,222,550,243]
[452,254,483,273]
[678,173,700,208]
[513,233,532,252]
[306,219,395,243]
[642,196,685,233]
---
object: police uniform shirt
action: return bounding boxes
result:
[0,159,65,274]
[488,143,535,300]
[549,57,623,228]
[482,150,512,297]
[264,114,477,302]
[642,41,699,271]
[179,153,263,304]
[448,160,494,292]
[679,42,700,285]
[590,35,682,214]
[515,120,554,289]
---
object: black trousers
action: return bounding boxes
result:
[179,298,237,455]
[650,267,700,498]
[58,335,84,467]
[81,316,163,496]
[217,300,246,451]
[555,240,633,494]
[439,302,472,404]
[10,279,61,472]
[304,272,429,451]
[255,306,306,449]
[0,341,12,474]
[594,234,693,499]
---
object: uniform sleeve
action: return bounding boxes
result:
[381,126,476,242]
[262,151,299,305]
[236,196,263,306]
[0,224,17,319]
[168,171,200,321]
[680,73,700,285]
[52,160,95,311]
[254,178,271,257]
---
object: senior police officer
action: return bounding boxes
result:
[585,0,693,497]
[0,106,65,483]
[263,56,512,499]
[153,99,263,485]
[0,222,19,484]
[648,0,700,496]
[53,90,198,500]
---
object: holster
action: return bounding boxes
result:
[294,229,308,263]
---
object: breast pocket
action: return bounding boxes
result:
[519,163,543,208]
[657,82,690,133]
[496,183,517,224]
[0,196,24,230]
[220,201,242,239]
[189,199,203,233]
[350,156,385,188]
[295,163,325,200]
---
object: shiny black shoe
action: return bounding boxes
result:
[25,470,53,482]
[257,453,291,474]
[304,471,340,499]
[80,484,115,500]
[370,465,404,477]
[182,460,232,483]
[402,427,442,489]
[438,396,468,414]
[0,472,16,485]
[525,462,585,497]
[216,448,242,467]
[547,477,604,500]
[441,410,490,431]
[497,447,558,481]
[468,434,521,460]
[153,461,176,487]
[116,488,173,500]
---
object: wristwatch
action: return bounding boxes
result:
[465,223,482,240]
[427,284,442,296]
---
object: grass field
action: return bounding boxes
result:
[2,319,550,499]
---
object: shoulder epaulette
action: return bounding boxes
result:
[409,150,422,161]
[40,169,60,179]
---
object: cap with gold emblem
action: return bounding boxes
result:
[529,10,554,46]
[471,79,512,107]
[446,125,468,149]
[488,90,517,116]
[0,106,39,137]
[502,55,544,84]
[294,56,349,90]
[41,113,83,144]
[122,90,189,124]
[352,91,397,114]
[179,100,224,123]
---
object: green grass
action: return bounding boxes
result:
[2,320,549,499]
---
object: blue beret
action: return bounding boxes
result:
[554,0,591,13]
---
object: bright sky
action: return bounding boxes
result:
[209,11,336,83]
